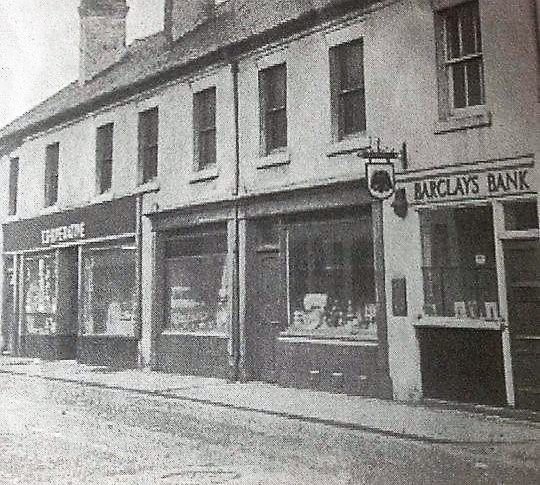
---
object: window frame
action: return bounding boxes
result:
[95,122,114,194]
[259,63,288,155]
[193,87,217,171]
[435,0,485,119]
[162,228,231,335]
[44,142,59,207]
[8,157,19,216]
[419,205,499,320]
[329,37,366,141]
[80,243,138,337]
[137,107,159,184]
[283,210,377,340]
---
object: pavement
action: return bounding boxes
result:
[1,356,539,446]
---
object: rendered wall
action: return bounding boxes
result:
[0,0,536,394]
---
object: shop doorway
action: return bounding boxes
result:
[252,250,286,382]
[504,239,540,410]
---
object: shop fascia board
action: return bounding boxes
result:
[145,176,372,224]
[395,154,535,183]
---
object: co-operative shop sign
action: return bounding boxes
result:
[41,222,86,245]
[412,168,532,203]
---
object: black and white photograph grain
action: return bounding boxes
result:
[0,0,538,483]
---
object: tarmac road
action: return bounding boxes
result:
[0,372,538,484]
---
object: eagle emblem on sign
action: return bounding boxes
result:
[366,161,395,200]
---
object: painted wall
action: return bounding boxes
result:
[236,0,537,198]
[0,0,537,395]
[5,0,536,219]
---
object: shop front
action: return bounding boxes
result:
[147,181,392,396]
[242,181,392,397]
[2,196,139,366]
[149,206,234,379]
[400,157,539,409]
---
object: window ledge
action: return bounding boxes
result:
[92,190,115,204]
[134,179,160,194]
[499,229,540,240]
[278,334,378,346]
[189,166,219,183]
[414,316,503,330]
[326,134,370,157]
[256,149,291,169]
[39,204,60,216]
[81,334,138,339]
[3,214,20,223]
[160,330,229,338]
[434,109,492,134]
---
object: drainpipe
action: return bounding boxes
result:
[135,194,144,365]
[231,58,241,381]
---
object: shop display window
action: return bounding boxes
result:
[285,213,377,339]
[504,199,539,231]
[164,231,230,334]
[420,206,499,319]
[24,254,57,334]
[81,245,137,336]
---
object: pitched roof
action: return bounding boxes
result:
[0,0,366,146]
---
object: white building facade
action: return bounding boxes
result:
[0,0,538,408]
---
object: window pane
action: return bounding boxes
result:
[267,108,287,151]
[194,88,216,168]
[195,88,216,129]
[96,123,113,193]
[466,58,483,106]
[198,130,216,169]
[340,40,364,90]
[504,200,539,231]
[139,109,158,182]
[143,145,158,181]
[24,255,57,334]
[165,234,230,334]
[81,247,137,336]
[445,11,460,59]
[144,109,159,143]
[460,4,478,56]
[9,157,19,215]
[452,63,466,108]
[268,64,287,109]
[100,158,113,193]
[341,90,366,135]
[421,207,498,318]
[45,143,59,206]
[286,216,376,338]
[97,123,113,160]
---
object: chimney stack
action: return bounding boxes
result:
[164,0,214,43]
[79,0,128,83]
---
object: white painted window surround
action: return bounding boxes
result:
[324,21,370,156]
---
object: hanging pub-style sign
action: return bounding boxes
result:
[359,138,401,200]
[365,161,396,200]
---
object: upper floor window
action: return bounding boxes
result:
[8,157,19,216]
[193,87,217,170]
[44,142,59,207]
[437,1,484,114]
[330,38,366,140]
[259,63,287,154]
[96,123,113,194]
[138,107,158,184]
